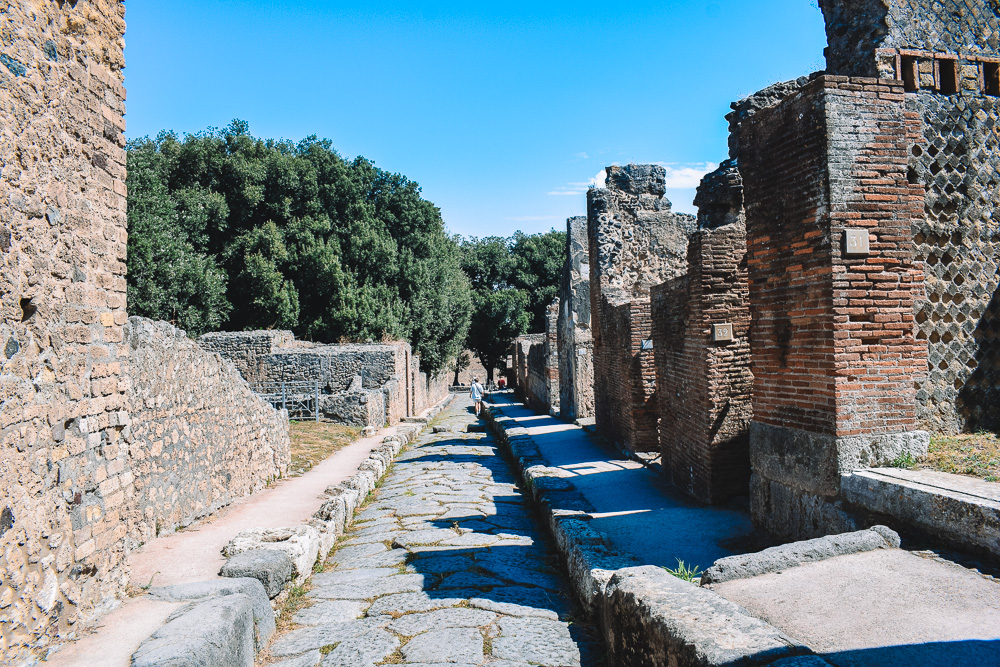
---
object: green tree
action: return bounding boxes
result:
[125,121,471,373]
[510,229,566,332]
[126,138,230,335]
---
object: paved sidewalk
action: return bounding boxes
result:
[47,415,433,667]
[265,396,602,666]
[492,394,755,570]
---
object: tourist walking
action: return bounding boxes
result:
[470,376,485,416]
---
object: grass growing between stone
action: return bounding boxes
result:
[288,421,360,476]
[919,431,1000,482]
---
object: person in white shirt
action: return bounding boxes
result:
[469,377,484,417]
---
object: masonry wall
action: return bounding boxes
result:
[741,75,929,539]
[652,165,753,504]
[199,333,413,427]
[596,299,659,454]
[125,318,289,545]
[0,1,129,658]
[514,335,545,408]
[557,217,594,420]
[819,0,1000,434]
[588,165,696,454]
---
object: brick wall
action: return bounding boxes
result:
[818,0,1000,433]
[557,216,594,420]
[587,165,695,454]
[0,1,129,658]
[741,74,929,538]
[652,164,753,504]
[593,298,659,454]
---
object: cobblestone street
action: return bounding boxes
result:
[266,396,603,666]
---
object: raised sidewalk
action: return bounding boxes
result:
[47,396,452,667]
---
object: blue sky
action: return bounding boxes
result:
[124,1,827,237]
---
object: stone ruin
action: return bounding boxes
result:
[651,162,753,504]
[557,216,595,421]
[519,0,999,542]
[198,331,448,429]
[587,165,697,455]
[0,2,437,659]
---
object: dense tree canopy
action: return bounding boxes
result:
[458,230,565,380]
[126,121,471,373]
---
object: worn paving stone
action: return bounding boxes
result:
[437,571,505,589]
[401,627,485,664]
[269,617,391,657]
[267,397,600,664]
[388,608,497,636]
[366,592,468,616]
[293,599,368,626]
[309,573,426,600]
[492,617,582,666]
[320,627,399,667]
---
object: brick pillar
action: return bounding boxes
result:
[740,75,928,539]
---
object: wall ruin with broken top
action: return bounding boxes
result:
[587,165,696,454]
[557,216,594,421]
[820,0,1000,434]
[651,163,753,504]
[198,331,416,428]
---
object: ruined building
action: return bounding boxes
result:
[738,0,1000,539]
[198,331,448,429]
[588,165,696,455]
[557,216,594,421]
[0,2,290,659]
[651,162,753,504]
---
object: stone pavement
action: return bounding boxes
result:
[265,396,602,666]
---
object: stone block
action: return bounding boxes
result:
[131,594,257,667]
[223,526,321,581]
[702,526,900,584]
[220,549,294,598]
[147,577,275,651]
[601,566,807,666]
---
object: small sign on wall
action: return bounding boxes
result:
[844,229,871,257]
[713,324,734,343]
[640,339,654,351]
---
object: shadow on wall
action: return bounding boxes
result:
[958,280,1000,432]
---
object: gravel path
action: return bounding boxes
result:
[266,396,603,667]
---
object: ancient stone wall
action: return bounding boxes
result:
[557,217,594,420]
[513,334,544,406]
[740,75,929,539]
[125,318,289,545]
[199,333,413,428]
[651,164,753,504]
[818,0,1000,433]
[587,165,696,454]
[0,1,129,658]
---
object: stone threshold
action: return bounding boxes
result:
[842,467,1000,563]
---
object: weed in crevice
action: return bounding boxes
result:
[891,451,918,469]
[663,558,703,583]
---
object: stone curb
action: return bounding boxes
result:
[131,393,454,667]
[483,401,830,667]
[701,525,900,585]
